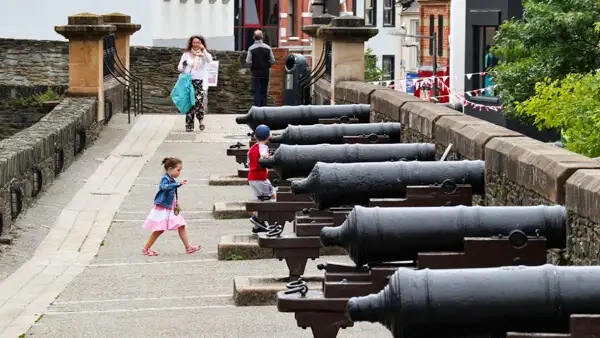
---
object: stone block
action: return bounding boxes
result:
[334,81,381,104]
[400,101,462,139]
[566,170,600,224]
[233,275,323,306]
[434,115,522,160]
[209,175,247,186]
[217,234,347,261]
[485,137,600,204]
[218,234,273,260]
[213,201,252,219]
[370,89,422,121]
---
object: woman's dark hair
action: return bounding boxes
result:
[185,35,207,51]
[162,157,183,170]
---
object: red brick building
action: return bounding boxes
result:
[234,0,352,56]
[418,0,450,67]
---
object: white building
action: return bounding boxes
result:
[354,0,398,80]
[392,1,420,90]
[0,0,234,50]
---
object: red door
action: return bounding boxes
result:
[235,0,279,50]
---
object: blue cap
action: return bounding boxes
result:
[254,124,271,141]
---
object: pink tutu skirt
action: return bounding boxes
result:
[143,201,186,231]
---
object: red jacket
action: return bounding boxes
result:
[247,143,269,181]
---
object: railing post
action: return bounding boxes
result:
[55,13,116,122]
[102,13,142,80]
[302,14,334,99]
[318,16,379,104]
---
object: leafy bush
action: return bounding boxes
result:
[492,0,600,119]
[516,72,600,157]
[364,48,383,82]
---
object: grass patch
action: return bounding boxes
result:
[0,89,63,110]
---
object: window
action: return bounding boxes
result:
[437,15,443,56]
[288,0,294,36]
[428,15,434,56]
[365,0,376,26]
[382,55,395,81]
[383,0,394,27]
[410,19,419,70]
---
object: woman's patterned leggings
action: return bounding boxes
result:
[186,79,205,131]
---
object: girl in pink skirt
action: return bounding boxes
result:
[142,157,201,256]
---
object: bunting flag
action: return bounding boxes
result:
[370,72,489,89]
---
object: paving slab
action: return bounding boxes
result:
[233,275,324,306]
[0,115,391,338]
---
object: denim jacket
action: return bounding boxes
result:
[154,173,181,208]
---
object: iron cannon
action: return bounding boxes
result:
[235,104,371,130]
[269,123,402,144]
[321,205,567,267]
[258,143,436,180]
[290,160,485,209]
[347,264,600,337]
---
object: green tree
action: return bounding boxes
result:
[491,0,600,119]
[516,72,600,157]
[364,48,384,82]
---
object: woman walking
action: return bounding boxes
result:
[178,35,213,131]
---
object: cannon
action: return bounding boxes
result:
[347,264,600,337]
[291,160,485,209]
[235,104,371,131]
[269,123,402,144]
[258,143,436,180]
[321,205,567,267]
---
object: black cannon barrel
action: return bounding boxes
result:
[321,205,567,267]
[235,104,371,130]
[347,264,600,337]
[258,143,436,180]
[269,123,402,144]
[290,160,485,209]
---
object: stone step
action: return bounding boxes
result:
[213,201,252,219]
[209,174,247,186]
[217,234,347,260]
[233,275,323,306]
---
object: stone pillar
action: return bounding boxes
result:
[302,14,334,96]
[318,16,378,104]
[55,13,116,122]
[102,13,141,73]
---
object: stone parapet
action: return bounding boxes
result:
[324,80,600,265]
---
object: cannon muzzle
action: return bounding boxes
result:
[257,157,276,168]
[320,205,567,266]
[347,264,600,337]
[290,179,309,194]
[235,115,247,124]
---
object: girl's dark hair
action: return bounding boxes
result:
[162,157,182,170]
[185,35,207,51]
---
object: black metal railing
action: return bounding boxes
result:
[103,40,116,79]
[323,41,332,81]
[102,34,144,124]
[298,39,332,105]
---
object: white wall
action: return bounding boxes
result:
[394,1,419,87]
[0,0,234,49]
[152,0,234,50]
[0,0,152,45]
[355,0,397,72]
[449,0,466,104]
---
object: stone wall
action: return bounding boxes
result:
[331,80,600,265]
[130,46,256,114]
[0,97,103,237]
[0,39,68,86]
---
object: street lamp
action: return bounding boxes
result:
[394,25,438,98]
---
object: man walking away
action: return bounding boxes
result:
[246,30,275,107]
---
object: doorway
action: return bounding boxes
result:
[472,25,498,91]
[235,0,279,50]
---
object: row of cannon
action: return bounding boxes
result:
[229,104,599,338]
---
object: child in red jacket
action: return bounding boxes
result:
[247,124,276,233]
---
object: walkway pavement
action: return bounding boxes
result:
[0,114,390,338]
